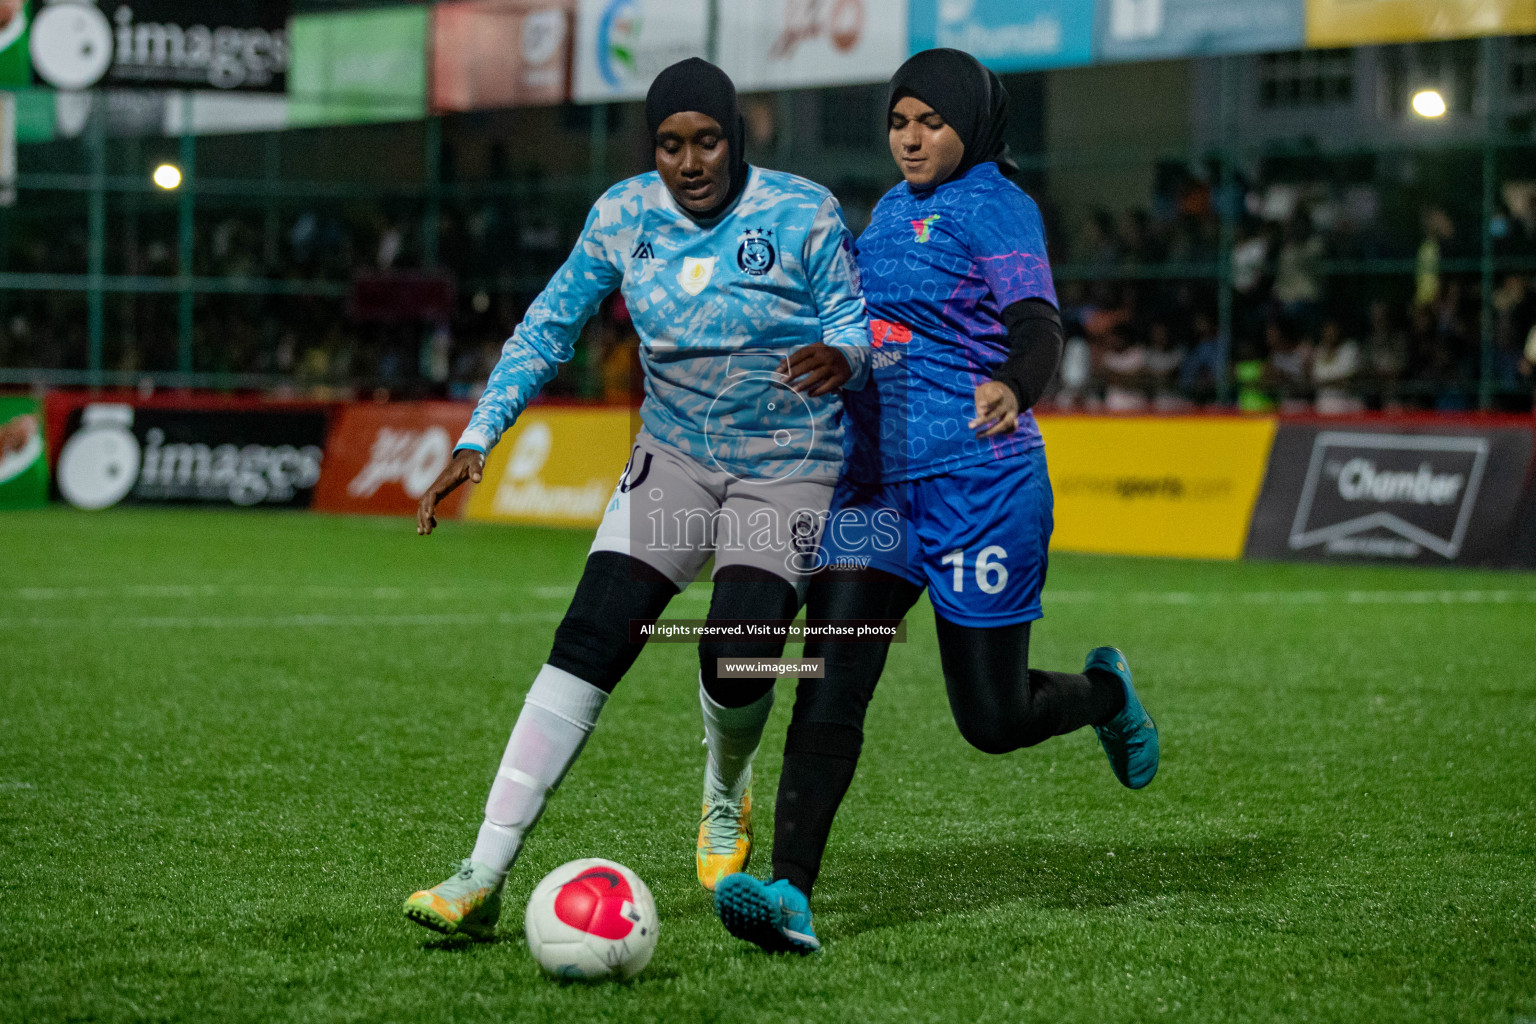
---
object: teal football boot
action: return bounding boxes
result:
[714,874,820,954]
[1086,647,1160,789]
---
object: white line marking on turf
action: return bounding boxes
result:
[0,611,565,630]
[10,584,1532,613]
[1045,590,1536,605]
[530,585,576,599]
[10,581,720,602]
[8,584,569,601]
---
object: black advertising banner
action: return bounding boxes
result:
[54,403,326,510]
[1245,422,1535,567]
[28,1,287,92]
[1514,475,1536,569]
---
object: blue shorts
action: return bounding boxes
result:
[816,447,1053,627]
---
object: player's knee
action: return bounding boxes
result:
[698,564,798,706]
[783,719,862,760]
[548,612,630,692]
[952,709,1038,758]
[547,552,675,692]
[954,708,1051,754]
[954,716,1022,755]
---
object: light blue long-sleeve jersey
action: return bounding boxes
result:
[456,166,871,481]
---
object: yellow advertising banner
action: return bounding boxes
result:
[1037,416,1279,560]
[1306,0,1536,46]
[465,406,634,528]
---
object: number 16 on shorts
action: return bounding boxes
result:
[939,546,1009,594]
[930,539,1045,627]
[920,448,1052,627]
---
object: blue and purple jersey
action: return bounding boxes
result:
[846,161,1055,484]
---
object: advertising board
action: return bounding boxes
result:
[432,0,573,112]
[908,0,1094,72]
[717,0,907,91]
[1038,415,1279,560]
[1245,421,1534,566]
[0,395,47,509]
[573,0,708,102]
[1305,0,1536,46]
[464,406,633,528]
[53,402,327,510]
[288,6,427,126]
[1095,0,1304,61]
[312,402,474,518]
[26,0,287,92]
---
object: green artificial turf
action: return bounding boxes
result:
[2,507,1533,1023]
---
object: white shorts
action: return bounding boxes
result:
[590,431,834,592]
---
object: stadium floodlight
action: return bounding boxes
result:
[153,163,183,190]
[1411,89,1447,118]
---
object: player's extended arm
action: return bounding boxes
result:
[419,202,621,535]
[782,194,871,396]
[456,205,622,456]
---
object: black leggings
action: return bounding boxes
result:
[546,552,796,707]
[772,567,1123,894]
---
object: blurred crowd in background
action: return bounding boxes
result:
[1046,168,1536,413]
[4,139,1536,413]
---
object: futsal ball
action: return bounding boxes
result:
[524,859,659,981]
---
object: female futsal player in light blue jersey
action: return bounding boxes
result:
[401,58,871,939]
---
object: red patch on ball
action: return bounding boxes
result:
[553,867,637,940]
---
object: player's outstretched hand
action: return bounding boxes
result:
[777,343,851,397]
[417,449,485,536]
[969,380,1020,438]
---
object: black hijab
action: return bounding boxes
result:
[887,48,1018,185]
[645,58,749,220]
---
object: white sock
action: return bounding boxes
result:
[699,676,774,803]
[470,664,608,876]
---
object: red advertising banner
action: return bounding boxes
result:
[311,401,475,517]
[431,0,573,113]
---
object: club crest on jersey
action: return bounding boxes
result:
[911,213,941,243]
[736,230,775,276]
[678,256,716,296]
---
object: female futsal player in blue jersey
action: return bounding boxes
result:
[714,49,1160,954]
